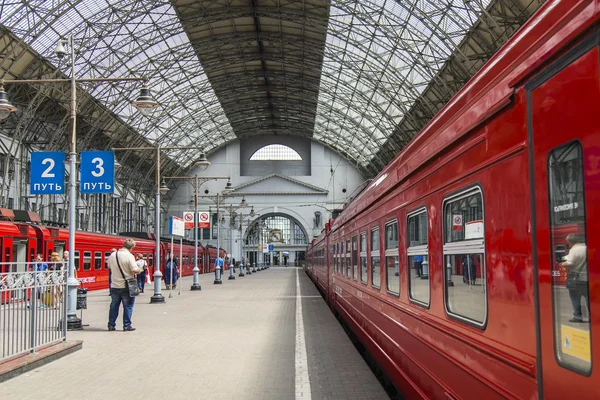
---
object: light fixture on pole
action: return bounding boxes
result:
[223,178,233,194]
[159,179,169,195]
[132,84,160,115]
[195,152,211,171]
[162,175,231,288]
[0,85,17,120]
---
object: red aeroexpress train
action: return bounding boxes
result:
[306,1,599,399]
[0,221,228,291]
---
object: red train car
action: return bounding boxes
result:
[0,220,229,292]
[306,1,599,399]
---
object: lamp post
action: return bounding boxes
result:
[0,35,158,329]
[112,145,207,303]
[165,174,231,288]
[234,203,255,275]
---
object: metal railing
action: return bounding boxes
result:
[1,262,67,360]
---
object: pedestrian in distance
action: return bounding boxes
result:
[48,252,64,307]
[107,239,141,332]
[135,254,147,293]
[164,257,179,290]
[29,254,48,308]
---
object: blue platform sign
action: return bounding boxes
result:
[268,244,274,251]
[30,152,65,194]
[80,151,114,194]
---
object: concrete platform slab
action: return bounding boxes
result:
[0,268,389,400]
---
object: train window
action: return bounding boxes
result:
[333,243,337,274]
[74,250,80,271]
[340,242,344,276]
[345,239,351,278]
[83,251,92,270]
[407,208,429,306]
[385,221,399,295]
[548,141,590,374]
[370,227,380,289]
[94,252,102,270]
[352,236,358,280]
[360,232,367,285]
[104,252,111,270]
[443,187,486,326]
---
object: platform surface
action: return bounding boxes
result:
[0,267,389,400]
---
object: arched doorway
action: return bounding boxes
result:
[243,213,308,267]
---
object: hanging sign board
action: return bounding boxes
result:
[30,152,65,194]
[80,151,114,193]
[169,216,185,237]
[183,211,194,229]
[452,214,463,231]
[198,211,210,229]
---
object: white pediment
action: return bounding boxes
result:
[233,174,327,195]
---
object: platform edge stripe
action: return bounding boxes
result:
[295,268,312,400]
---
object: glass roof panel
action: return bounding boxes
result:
[1,0,235,165]
[314,0,492,167]
[1,0,495,172]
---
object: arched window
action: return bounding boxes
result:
[249,144,302,161]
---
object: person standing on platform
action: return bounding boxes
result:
[107,248,117,295]
[107,239,141,332]
[560,234,589,323]
[29,254,48,307]
[164,257,178,290]
[135,254,147,293]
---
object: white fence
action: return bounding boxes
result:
[1,262,67,360]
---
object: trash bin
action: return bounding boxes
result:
[76,288,88,310]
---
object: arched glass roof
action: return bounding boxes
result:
[0,0,543,183]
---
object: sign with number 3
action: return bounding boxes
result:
[80,151,115,193]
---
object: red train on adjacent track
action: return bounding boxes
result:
[305,1,599,399]
[0,221,227,291]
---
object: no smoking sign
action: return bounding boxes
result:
[198,212,210,229]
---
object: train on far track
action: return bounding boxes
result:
[305,1,599,399]
[0,221,227,292]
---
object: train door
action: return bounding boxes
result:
[45,241,55,262]
[13,240,27,272]
[54,242,65,257]
[527,37,600,399]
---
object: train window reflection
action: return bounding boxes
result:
[407,208,429,306]
[345,239,351,278]
[443,188,486,326]
[360,232,367,285]
[548,141,590,374]
[74,251,80,271]
[385,221,399,295]
[340,242,345,276]
[352,236,358,280]
[83,251,92,271]
[104,252,111,270]
[371,228,380,289]
[94,252,102,270]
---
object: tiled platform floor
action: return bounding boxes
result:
[0,267,390,400]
